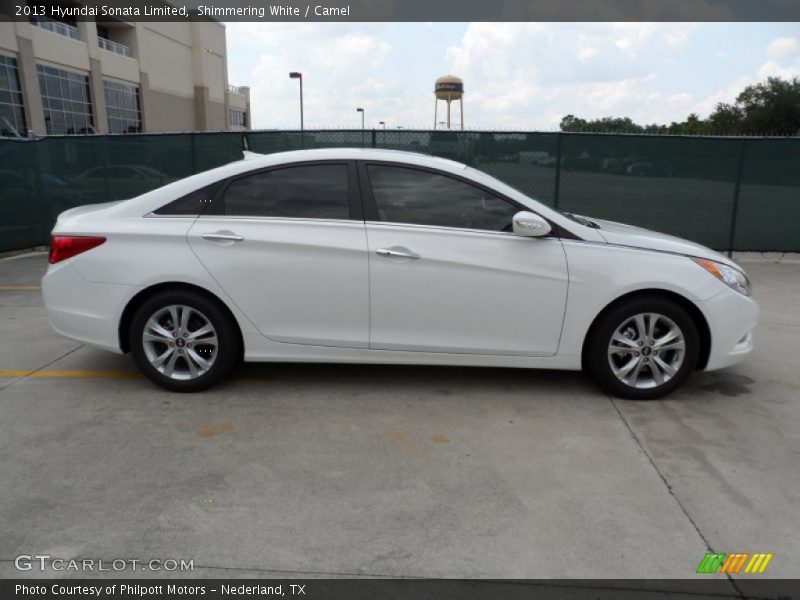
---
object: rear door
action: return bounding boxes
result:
[187,161,370,348]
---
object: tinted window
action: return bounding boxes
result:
[221,164,349,219]
[367,165,518,231]
[153,183,220,216]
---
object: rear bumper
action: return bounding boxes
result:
[701,287,759,371]
[42,261,139,354]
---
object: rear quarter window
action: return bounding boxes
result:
[152,182,220,216]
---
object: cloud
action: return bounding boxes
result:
[758,37,800,80]
[308,33,391,74]
[767,36,799,58]
[758,58,800,80]
[578,46,598,62]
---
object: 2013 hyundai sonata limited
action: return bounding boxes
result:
[42,148,758,399]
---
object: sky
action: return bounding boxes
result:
[224,22,800,130]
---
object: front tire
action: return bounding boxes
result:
[130,289,240,392]
[586,296,699,400]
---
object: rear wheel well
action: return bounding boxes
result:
[581,289,711,371]
[119,283,243,355]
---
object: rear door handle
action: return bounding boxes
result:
[201,231,244,242]
[375,246,420,260]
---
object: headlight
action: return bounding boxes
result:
[692,258,751,296]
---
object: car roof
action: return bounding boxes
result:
[238,147,469,173]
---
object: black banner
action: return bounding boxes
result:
[2,0,800,22]
[4,579,800,600]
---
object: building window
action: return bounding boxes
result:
[0,55,27,137]
[37,65,93,135]
[104,80,141,134]
[229,107,246,128]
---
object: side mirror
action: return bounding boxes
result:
[512,211,551,237]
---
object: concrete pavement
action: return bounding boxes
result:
[0,253,797,587]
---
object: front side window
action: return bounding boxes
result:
[104,80,141,134]
[37,65,93,135]
[367,165,518,231]
[218,164,349,219]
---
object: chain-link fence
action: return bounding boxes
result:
[1,130,798,253]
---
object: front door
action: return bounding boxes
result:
[362,163,568,356]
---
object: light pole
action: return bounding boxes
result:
[378,121,386,147]
[356,107,364,147]
[289,72,303,147]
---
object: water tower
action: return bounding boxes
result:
[434,75,464,130]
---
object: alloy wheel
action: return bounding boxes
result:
[607,312,686,389]
[141,304,218,381]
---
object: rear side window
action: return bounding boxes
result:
[153,182,219,216]
[218,164,349,219]
[367,164,518,232]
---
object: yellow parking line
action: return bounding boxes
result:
[0,285,41,290]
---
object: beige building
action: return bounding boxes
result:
[0,12,250,137]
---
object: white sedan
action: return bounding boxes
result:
[42,148,758,399]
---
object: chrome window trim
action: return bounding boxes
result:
[364,220,555,240]
[144,213,361,228]
[194,215,362,226]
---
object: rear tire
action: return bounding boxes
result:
[586,296,699,400]
[130,289,240,392]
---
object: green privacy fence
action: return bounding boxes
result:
[1,130,798,253]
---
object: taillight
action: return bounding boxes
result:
[48,235,107,264]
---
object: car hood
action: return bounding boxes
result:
[585,217,738,268]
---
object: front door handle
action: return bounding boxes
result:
[201,231,244,242]
[375,246,420,260]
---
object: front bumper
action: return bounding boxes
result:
[701,286,759,371]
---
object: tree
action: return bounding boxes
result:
[707,103,744,134]
[560,115,588,132]
[734,77,800,135]
[560,115,642,133]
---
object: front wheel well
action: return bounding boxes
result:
[118,282,243,354]
[581,289,711,371]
